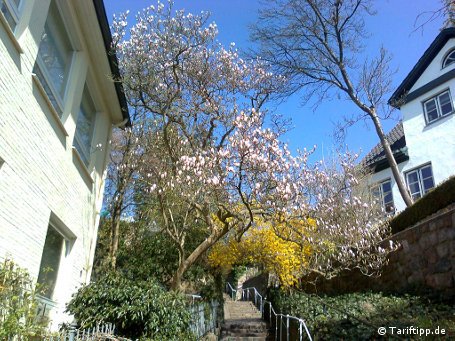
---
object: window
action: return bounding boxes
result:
[32,0,73,117]
[37,224,69,299]
[73,86,96,166]
[443,49,455,68]
[405,164,435,201]
[423,90,454,124]
[0,0,21,31]
[371,179,394,213]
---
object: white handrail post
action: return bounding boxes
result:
[260,296,263,315]
[299,320,303,341]
[280,315,282,341]
[286,315,290,341]
[269,303,272,324]
[276,313,278,340]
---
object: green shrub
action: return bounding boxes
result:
[268,289,455,339]
[0,258,48,339]
[390,176,455,234]
[66,273,195,340]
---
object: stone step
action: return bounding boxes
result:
[221,318,271,339]
[222,293,274,340]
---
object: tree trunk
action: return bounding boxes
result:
[109,216,120,270]
[109,194,124,270]
[370,109,413,207]
[170,228,228,291]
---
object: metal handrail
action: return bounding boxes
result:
[225,282,312,341]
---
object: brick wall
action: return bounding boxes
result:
[302,207,455,295]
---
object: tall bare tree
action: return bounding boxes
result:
[250,0,413,207]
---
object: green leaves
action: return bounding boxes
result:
[66,273,195,340]
[0,259,47,338]
[269,289,455,339]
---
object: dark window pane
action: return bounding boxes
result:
[440,102,453,116]
[444,51,455,67]
[382,181,391,192]
[423,178,434,192]
[425,99,438,122]
[420,166,432,179]
[37,227,64,299]
[409,182,421,195]
[407,172,418,184]
[73,87,95,166]
[425,99,436,111]
[1,1,16,31]
[439,92,453,115]
[33,64,62,117]
[383,192,393,204]
[33,0,73,113]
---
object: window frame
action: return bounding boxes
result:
[405,163,435,201]
[0,0,21,32]
[422,90,454,124]
[32,0,76,118]
[73,85,97,167]
[371,178,395,213]
[442,49,455,69]
[36,222,71,300]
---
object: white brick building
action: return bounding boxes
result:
[0,0,129,327]
[364,27,455,213]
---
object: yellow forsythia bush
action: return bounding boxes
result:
[208,217,315,287]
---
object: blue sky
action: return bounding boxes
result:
[105,0,444,160]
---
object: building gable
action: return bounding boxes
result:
[389,27,455,108]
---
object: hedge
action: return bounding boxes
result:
[390,176,455,234]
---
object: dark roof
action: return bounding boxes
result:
[92,0,130,126]
[389,27,455,108]
[362,121,408,172]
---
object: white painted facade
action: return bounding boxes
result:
[367,34,455,212]
[0,0,127,328]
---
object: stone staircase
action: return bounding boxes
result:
[221,294,274,341]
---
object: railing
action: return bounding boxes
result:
[226,282,312,341]
[47,323,132,340]
[188,299,220,339]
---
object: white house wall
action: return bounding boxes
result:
[367,161,410,212]
[0,0,120,328]
[368,38,455,213]
[409,38,455,92]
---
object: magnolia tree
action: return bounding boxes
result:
[208,153,397,287]
[111,1,395,290]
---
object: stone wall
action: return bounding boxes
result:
[303,207,455,295]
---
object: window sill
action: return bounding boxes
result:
[32,73,69,137]
[0,10,22,54]
[36,294,58,320]
[425,110,454,127]
[72,147,94,185]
